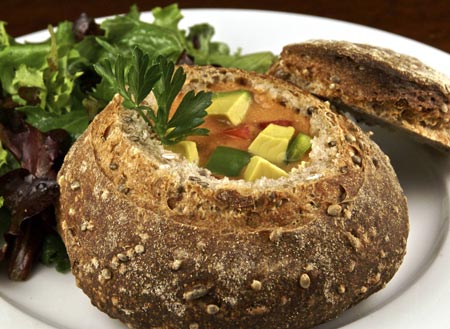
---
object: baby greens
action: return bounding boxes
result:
[0,3,275,144]
[0,3,276,280]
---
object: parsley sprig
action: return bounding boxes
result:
[94,47,211,145]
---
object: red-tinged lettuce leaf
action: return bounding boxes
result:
[0,205,10,261]
[0,109,70,178]
[0,168,59,235]
[7,213,46,281]
[0,109,68,280]
[73,13,104,41]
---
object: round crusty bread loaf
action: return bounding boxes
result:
[268,40,450,151]
[56,65,409,329]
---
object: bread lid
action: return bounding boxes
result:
[269,40,450,151]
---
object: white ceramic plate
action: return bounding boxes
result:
[1,8,450,329]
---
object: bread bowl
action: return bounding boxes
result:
[268,40,450,151]
[56,65,409,329]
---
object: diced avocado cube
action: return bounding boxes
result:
[248,123,295,165]
[286,133,311,162]
[206,90,252,126]
[205,146,252,177]
[166,141,199,164]
[243,156,288,182]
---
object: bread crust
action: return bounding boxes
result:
[268,40,450,151]
[57,66,409,329]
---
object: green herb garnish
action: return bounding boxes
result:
[94,47,212,145]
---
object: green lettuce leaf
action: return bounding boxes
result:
[18,106,89,140]
[185,23,276,73]
[43,24,81,115]
[0,142,8,169]
[0,43,50,95]
[152,3,183,30]
[0,143,19,176]
[209,51,277,73]
[1,21,84,118]
[0,21,12,48]
[40,233,70,272]
[99,9,186,62]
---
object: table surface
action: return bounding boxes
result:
[1,0,450,54]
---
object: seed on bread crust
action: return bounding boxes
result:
[109,163,118,170]
[351,155,362,165]
[184,286,209,301]
[345,134,356,143]
[206,304,220,315]
[117,253,129,262]
[299,273,311,289]
[327,204,342,216]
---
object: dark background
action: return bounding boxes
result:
[1,0,450,53]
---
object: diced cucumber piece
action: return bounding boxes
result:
[286,133,311,163]
[205,146,252,177]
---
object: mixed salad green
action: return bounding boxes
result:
[0,3,276,280]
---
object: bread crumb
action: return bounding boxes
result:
[327,204,342,216]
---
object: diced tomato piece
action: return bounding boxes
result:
[223,126,252,139]
[258,120,293,129]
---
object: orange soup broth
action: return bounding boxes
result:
[171,85,311,173]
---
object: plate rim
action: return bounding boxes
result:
[3,7,450,329]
